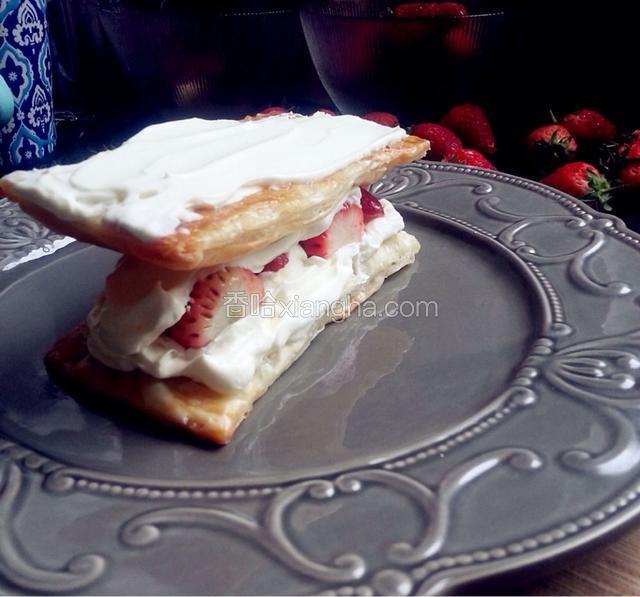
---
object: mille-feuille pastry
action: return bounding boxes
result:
[1,112,428,444]
[1,113,426,270]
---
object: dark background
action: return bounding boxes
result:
[48,0,640,127]
[46,0,640,225]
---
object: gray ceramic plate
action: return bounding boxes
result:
[1,162,640,595]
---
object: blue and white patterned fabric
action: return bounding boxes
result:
[0,0,55,170]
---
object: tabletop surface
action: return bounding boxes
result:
[518,525,640,595]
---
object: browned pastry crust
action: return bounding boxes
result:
[1,136,427,271]
[45,230,421,444]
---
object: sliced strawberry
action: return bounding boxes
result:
[360,188,385,223]
[300,203,364,258]
[166,267,264,349]
[362,112,400,127]
[262,253,289,273]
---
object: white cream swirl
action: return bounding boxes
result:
[87,199,404,392]
[4,113,405,240]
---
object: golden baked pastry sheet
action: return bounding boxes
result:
[45,231,420,444]
[1,136,427,271]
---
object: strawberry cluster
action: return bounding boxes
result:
[527,108,640,211]
[366,105,637,213]
[261,103,639,214]
[262,104,497,170]
[368,104,498,170]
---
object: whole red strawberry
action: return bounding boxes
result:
[449,148,495,170]
[620,139,640,161]
[611,131,640,162]
[542,162,611,210]
[562,109,617,143]
[410,122,462,160]
[362,112,400,127]
[527,125,577,174]
[393,2,468,18]
[620,163,640,188]
[440,104,496,154]
[259,106,287,116]
[527,124,577,155]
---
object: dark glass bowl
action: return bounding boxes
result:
[52,0,326,120]
[301,0,520,124]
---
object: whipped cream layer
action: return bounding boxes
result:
[5,113,405,240]
[87,198,405,392]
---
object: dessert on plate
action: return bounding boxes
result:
[0,112,428,443]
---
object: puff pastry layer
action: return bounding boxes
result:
[1,136,426,271]
[45,230,420,444]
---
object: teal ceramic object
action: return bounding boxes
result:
[0,0,55,172]
[0,76,13,124]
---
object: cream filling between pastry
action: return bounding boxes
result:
[87,198,405,393]
[227,187,362,272]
